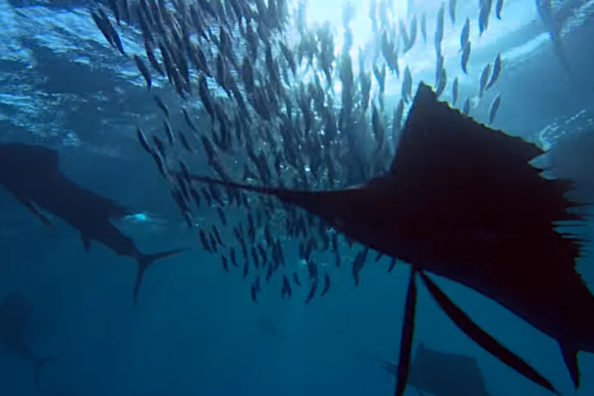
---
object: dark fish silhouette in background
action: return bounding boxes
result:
[0,143,185,304]
[187,83,593,395]
[378,343,492,396]
[0,292,57,387]
[535,0,573,77]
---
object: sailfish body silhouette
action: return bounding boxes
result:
[0,143,184,304]
[188,83,593,395]
[0,292,57,388]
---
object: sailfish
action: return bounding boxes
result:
[535,0,574,77]
[0,292,58,388]
[186,83,594,395]
[0,143,185,304]
[377,343,493,396]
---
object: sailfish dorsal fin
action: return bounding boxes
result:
[390,83,543,178]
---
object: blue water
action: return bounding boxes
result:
[1,1,594,395]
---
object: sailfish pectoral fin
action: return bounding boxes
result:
[419,272,559,395]
[394,268,418,396]
[560,343,580,388]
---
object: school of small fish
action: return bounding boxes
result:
[89,0,508,307]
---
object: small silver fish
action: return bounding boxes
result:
[479,0,493,36]
[434,3,445,54]
[164,119,175,145]
[487,53,502,90]
[402,67,413,102]
[393,99,405,134]
[452,77,459,105]
[399,18,410,52]
[461,42,471,74]
[435,52,444,86]
[133,55,151,90]
[479,63,492,97]
[460,18,470,52]
[496,0,504,19]
[463,98,471,115]
[153,94,169,118]
[449,0,457,25]
[136,127,152,154]
[436,68,447,98]
[408,16,418,51]
[421,12,427,43]
[489,95,501,123]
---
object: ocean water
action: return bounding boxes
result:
[0,0,594,395]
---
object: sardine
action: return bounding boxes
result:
[164,119,175,145]
[402,67,413,102]
[153,94,169,118]
[460,18,470,52]
[486,54,502,90]
[449,0,457,25]
[463,97,471,115]
[489,95,501,124]
[133,55,152,89]
[496,0,504,19]
[479,63,492,97]
[136,127,152,154]
[435,68,447,98]
[434,3,444,54]
[421,12,427,43]
[461,41,471,74]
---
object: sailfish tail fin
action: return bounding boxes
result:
[133,248,186,305]
[34,354,59,388]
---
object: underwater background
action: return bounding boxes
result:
[1,0,594,395]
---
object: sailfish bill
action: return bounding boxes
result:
[186,82,593,394]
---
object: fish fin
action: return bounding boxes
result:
[419,272,559,395]
[80,233,91,251]
[133,248,186,305]
[20,199,52,226]
[560,343,580,388]
[376,358,397,375]
[34,354,59,388]
[390,83,543,177]
[395,268,418,396]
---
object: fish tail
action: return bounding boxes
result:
[34,354,59,388]
[134,248,186,305]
